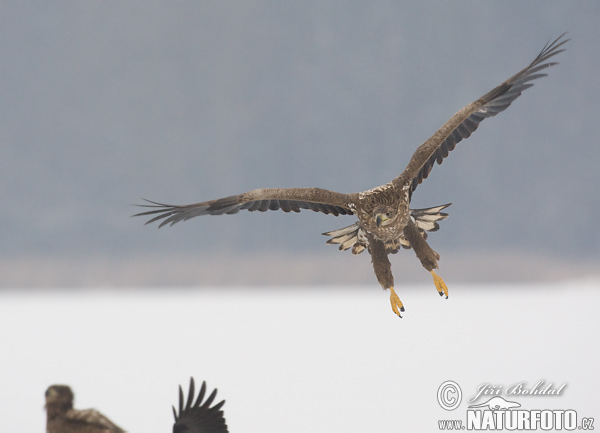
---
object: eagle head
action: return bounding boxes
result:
[373,205,397,228]
[45,385,74,410]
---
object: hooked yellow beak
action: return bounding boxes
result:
[376,214,388,228]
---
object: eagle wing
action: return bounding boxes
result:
[63,409,125,433]
[393,33,568,198]
[172,378,228,433]
[134,188,355,227]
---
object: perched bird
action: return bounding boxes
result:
[135,34,568,317]
[173,378,228,433]
[45,385,125,433]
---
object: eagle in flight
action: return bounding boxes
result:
[135,34,568,317]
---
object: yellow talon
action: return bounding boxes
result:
[430,270,449,298]
[389,286,405,318]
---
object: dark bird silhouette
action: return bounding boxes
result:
[135,34,568,317]
[173,378,228,433]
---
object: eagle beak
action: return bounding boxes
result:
[376,215,384,227]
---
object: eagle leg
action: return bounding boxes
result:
[403,219,449,300]
[430,270,449,298]
[366,233,404,318]
[389,286,405,318]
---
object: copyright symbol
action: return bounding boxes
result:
[437,380,462,411]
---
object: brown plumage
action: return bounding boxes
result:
[135,34,568,317]
[45,385,125,433]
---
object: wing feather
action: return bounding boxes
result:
[173,378,228,433]
[64,409,125,433]
[394,33,568,198]
[324,203,451,254]
[133,188,354,228]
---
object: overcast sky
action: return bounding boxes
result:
[1,2,599,284]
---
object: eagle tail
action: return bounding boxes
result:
[322,203,451,255]
[409,203,451,233]
[323,222,368,255]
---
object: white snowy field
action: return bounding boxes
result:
[1,282,598,433]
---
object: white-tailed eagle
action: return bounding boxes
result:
[135,34,568,317]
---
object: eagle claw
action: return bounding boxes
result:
[389,286,405,318]
[430,270,449,299]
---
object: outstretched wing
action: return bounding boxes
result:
[134,187,354,227]
[172,378,228,433]
[394,33,568,199]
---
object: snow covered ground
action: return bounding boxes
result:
[1,281,598,432]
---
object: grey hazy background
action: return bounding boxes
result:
[2,2,599,287]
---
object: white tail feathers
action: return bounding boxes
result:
[323,203,451,255]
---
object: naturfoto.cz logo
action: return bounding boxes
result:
[436,380,594,431]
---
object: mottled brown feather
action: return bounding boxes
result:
[394,33,569,197]
[134,188,355,228]
[45,385,125,433]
